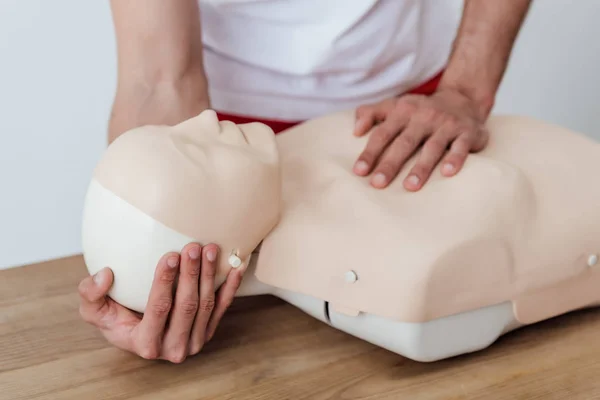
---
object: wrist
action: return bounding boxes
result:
[437,77,495,121]
[109,72,210,143]
[117,65,209,107]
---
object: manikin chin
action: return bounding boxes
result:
[82,109,600,362]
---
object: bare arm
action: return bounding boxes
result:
[438,0,532,119]
[108,0,209,143]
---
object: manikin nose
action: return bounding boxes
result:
[173,109,222,140]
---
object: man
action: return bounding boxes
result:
[79,0,531,363]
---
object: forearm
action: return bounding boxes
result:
[439,0,532,118]
[111,0,206,87]
[109,0,209,142]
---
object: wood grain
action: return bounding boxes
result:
[1,255,600,399]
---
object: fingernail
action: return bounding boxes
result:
[371,173,387,187]
[93,271,104,285]
[442,163,455,175]
[188,246,200,260]
[207,248,217,262]
[167,256,179,268]
[407,175,420,186]
[354,161,369,175]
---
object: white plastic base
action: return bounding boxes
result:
[270,288,522,362]
[329,301,521,362]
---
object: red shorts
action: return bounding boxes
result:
[216,70,443,134]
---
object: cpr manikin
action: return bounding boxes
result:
[82,109,600,362]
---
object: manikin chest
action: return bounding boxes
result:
[251,112,600,361]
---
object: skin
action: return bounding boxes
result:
[80,0,531,362]
[353,0,532,190]
[79,243,245,363]
[80,0,231,363]
[107,0,209,144]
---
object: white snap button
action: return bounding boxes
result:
[588,254,598,267]
[228,254,242,268]
[345,270,358,283]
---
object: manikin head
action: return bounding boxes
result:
[81,110,281,313]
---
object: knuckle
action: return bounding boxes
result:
[187,263,201,279]
[443,115,460,128]
[138,345,160,360]
[159,269,177,285]
[398,134,417,149]
[417,106,439,123]
[372,127,396,146]
[199,297,216,313]
[189,268,201,280]
[395,98,417,114]
[394,101,408,113]
[168,350,187,364]
[424,138,447,154]
[179,297,199,317]
[151,297,173,318]
[457,121,476,135]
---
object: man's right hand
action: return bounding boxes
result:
[78,243,244,363]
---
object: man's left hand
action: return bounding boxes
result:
[352,89,489,191]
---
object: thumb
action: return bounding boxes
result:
[78,267,114,317]
[472,127,490,152]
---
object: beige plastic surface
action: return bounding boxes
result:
[255,111,600,324]
[92,110,282,280]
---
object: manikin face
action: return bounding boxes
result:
[82,110,281,313]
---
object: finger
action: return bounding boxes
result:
[161,243,202,363]
[134,252,180,359]
[353,114,409,176]
[205,265,245,343]
[353,107,375,138]
[78,267,114,327]
[369,122,429,189]
[403,128,455,191]
[188,244,218,355]
[440,130,480,177]
[353,100,394,137]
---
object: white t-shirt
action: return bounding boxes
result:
[198,0,462,121]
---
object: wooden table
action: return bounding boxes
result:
[1,256,600,399]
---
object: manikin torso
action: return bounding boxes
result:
[82,110,600,362]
